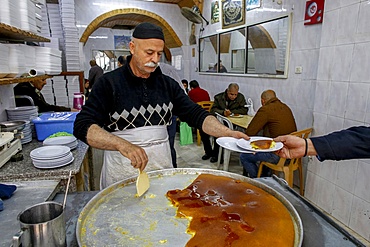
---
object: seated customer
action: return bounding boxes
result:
[240,89,296,178]
[188,80,212,160]
[182,79,189,94]
[117,55,127,67]
[210,83,248,162]
[14,79,78,113]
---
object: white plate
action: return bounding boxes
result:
[30,145,71,159]
[6,106,37,112]
[43,136,77,146]
[32,152,73,164]
[229,114,243,118]
[33,157,74,169]
[216,137,253,153]
[236,136,283,152]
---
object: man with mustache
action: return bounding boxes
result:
[74,23,249,189]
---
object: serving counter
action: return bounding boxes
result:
[0,139,90,192]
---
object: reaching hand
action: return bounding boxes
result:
[231,130,250,140]
[274,135,307,159]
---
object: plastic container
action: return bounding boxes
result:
[32,112,78,141]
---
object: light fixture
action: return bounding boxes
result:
[181,5,209,25]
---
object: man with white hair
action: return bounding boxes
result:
[74,22,249,189]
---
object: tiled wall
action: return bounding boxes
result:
[306,0,370,241]
[194,0,370,242]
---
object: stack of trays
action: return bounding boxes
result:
[6,106,38,140]
[19,0,37,33]
[0,44,9,78]
[35,46,62,75]
[30,145,74,169]
[5,44,35,77]
[43,135,78,150]
[0,0,21,29]
[60,0,80,71]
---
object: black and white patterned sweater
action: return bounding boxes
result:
[74,56,209,144]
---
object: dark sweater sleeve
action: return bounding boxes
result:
[311,126,370,161]
[73,74,114,143]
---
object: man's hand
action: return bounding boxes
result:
[274,135,313,159]
[117,142,148,171]
[224,109,232,117]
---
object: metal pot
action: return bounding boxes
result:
[13,202,66,247]
[0,121,26,132]
[76,168,303,246]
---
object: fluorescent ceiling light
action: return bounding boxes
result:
[89,36,108,39]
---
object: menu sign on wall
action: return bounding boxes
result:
[304,0,325,25]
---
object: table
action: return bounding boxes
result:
[227,114,253,130]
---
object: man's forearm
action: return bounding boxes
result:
[86,124,130,151]
[202,115,234,137]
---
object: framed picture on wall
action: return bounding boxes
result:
[222,0,245,29]
[114,35,131,50]
[211,0,220,24]
[247,0,261,11]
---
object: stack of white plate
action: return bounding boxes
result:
[6,106,38,140]
[43,135,78,150]
[30,145,74,169]
[21,120,33,144]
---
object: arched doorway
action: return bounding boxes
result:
[80,8,183,61]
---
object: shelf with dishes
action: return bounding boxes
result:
[0,22,50,43]
[0,75,52,86]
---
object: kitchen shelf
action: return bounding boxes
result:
[0,75,52,85]
[0,22,50,42]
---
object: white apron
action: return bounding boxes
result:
[100,125,172,189]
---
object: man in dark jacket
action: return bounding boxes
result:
[240,89,297,178]
[14,79,77,113]
[88,60,104,90]
[208,83,248,162]
[211,83,247,117]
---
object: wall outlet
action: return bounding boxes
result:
[295,66,303,74]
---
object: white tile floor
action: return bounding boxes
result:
[174,132,244,175]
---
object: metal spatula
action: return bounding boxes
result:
[136,169,149,197]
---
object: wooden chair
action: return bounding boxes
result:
[257,128,313,196]
[196,101,214,146]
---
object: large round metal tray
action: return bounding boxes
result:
[77,168,303,246]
